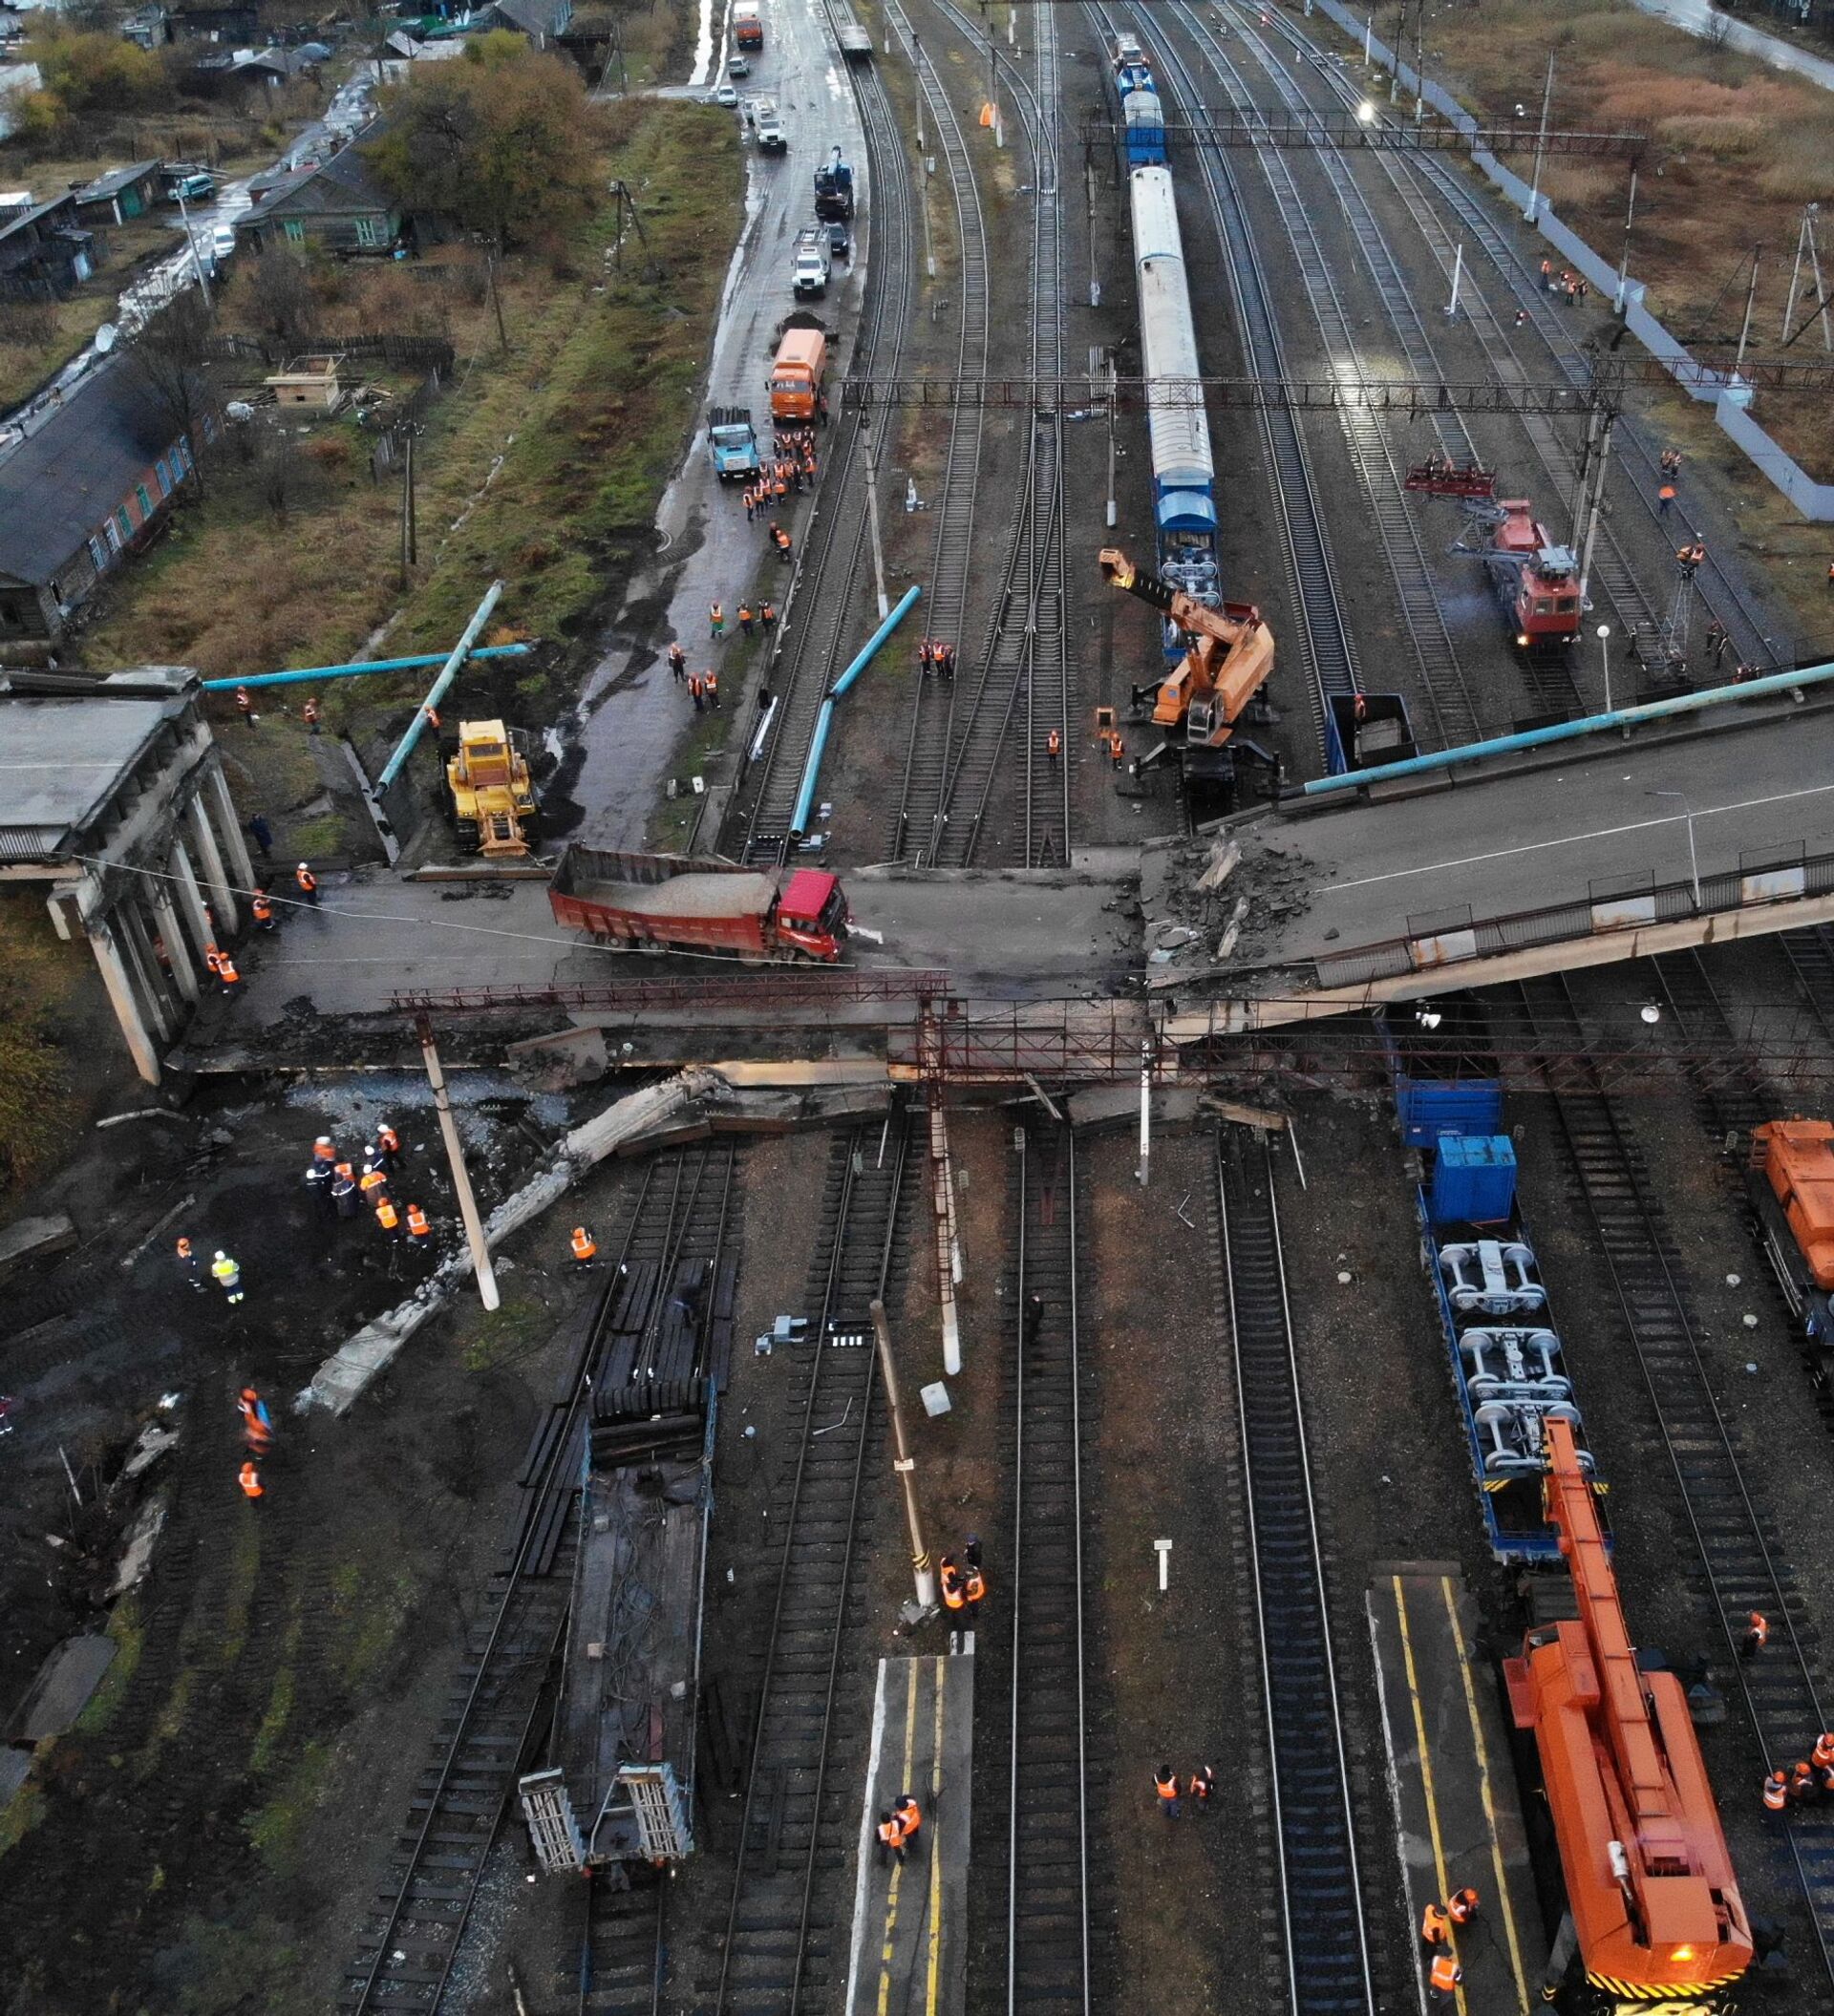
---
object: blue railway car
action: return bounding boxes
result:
[1122,85,1166,167]
[1112,29,1153,94]
[1127,166,1219,624]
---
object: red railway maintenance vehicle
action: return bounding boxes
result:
[549,846,848,962]
[1406,456,1584,654]
[1509,1415,1753,2005]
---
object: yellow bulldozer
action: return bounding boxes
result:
[446,719,538,858]
[1099,547,1274,750]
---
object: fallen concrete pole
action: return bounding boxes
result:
[298,1068,717,1415]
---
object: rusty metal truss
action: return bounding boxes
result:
[1079,114,1646,158]
[388,969,951,1015]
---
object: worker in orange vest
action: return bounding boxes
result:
[1420,1901,1451,1949]
[939,1554,965,1609]
[1813,1732,1834,1772]
[238,1388,273,1454]
[1447,1887,1479,1926]
[738,602,755,638]
[688,673,704,713]
[962,1533,986,1607]
[1765,1768,1790,1811]
[235,685,254,726]
[251,890,275,931]
[1110,732,1126,771]
[876,1809,907,1866]
[571,1225,597,1264]
[1744,1611,1770,1658]
[705,670,720,710]
[1428,1952,1461,2002]
[203,942,223,978]
[1658,482,1676,516]
[1188,1763,1215,1806]
[893,1793,922,1853]
[303,696,321,732]
[1046,728,1060,765]
[331,1161,358,1219]
[375,1197,401,1241]
[358,1165,389,1207]
[760,600,778,632]
[216,951,242,996]
[295,862,319,906]
[1790,1760,1817,1804]
[406,1202,432,1248]
[1154,1766,1181,1817]
[710,602,725,641]
[238,1459,264,1503]
[374,1120,401,1169]
[175,1234,204,1290]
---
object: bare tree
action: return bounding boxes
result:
[256,430,298,520]
[242,246,315,350]
[123,286,215,497]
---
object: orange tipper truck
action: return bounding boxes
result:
[769,327,826,427]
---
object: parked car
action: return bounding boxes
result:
[714,81,738,106]
[168,171,215,204]
[210,223,237,263]
[825,223,851,261]
[727,53,750,75]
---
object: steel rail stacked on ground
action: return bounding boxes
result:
[884,0,990,864]
[1513,974,1834,1993]
[344,1145,742,2013]
[714,1117,913,2014]
[923,0,1073,870]
[1005,1121,1096,2012]
[1090,1,1356,766]
[1244,4,1781,673]
[1214,1127,1376,2016]
[1157,0,1478,750]
[736,10,917,863]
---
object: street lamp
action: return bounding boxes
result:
[1595,622,1612,713]
[1647,789,1702,909]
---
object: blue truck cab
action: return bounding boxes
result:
[708,406,759,480]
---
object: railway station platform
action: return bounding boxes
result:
[1368,1564,1541,2016]
[844,1648,974,2016]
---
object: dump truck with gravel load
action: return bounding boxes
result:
[549,846,849,961]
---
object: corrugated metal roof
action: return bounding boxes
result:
[75,162,161,204]
[0,358,193,586]
[241,138,395,226]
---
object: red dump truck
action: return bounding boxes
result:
[734,2,763,48]
[549,846,849,962]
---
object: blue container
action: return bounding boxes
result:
[1397,1075,1503,1150]
[1432,1135,1518,1226]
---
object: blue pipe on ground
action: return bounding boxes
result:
[1301,659,1834,798]
[202,646,531,691]
[788,584,923,834]
[375,582,505,794]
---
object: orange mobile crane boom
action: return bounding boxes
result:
[1505,1417,1752,2001]
[1098,547,1273,749]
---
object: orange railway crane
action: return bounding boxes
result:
[1098,546,1273,751]
[1506,1416,1753,2003]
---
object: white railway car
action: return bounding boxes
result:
[1128,165,1218,605]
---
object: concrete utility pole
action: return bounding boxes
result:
[871,1299,937,1611]
[863,424,889,620]
[1614,166,1639,312]
[1525,54,1555,224]
[1735,245,1763,374]
[1105,355,1118,528]
[416,1014,500,1311]
[1136,1040,1151,1186]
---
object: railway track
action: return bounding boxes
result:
[342,1145,741,2014]
[1214,1127,1375,2016]
[1091,1,1356,765]
[714,1117,913,2014]
[1002,1122,1097,2011]
[579,1872,667,2016]
[1248,3,1784,675]
[1515,974,1834,1994]
[733,8,916,863]
[924,0,1073,870]
[885,0,991,864]
[1159,0,1479,750]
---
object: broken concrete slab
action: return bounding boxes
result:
[1063,1084,1203,1132]
[108,1491,170,1600]
[505,1025,609,1092]
[7,1634,116,1742]
[0,1213,77,1275]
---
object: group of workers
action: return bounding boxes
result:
[874,1792,925,1866]
[238,1386,275,1503]
[1763,1729,1834,1814]
[740,441,820,521]
[176,1234,246,1305]
[304,1125,434,1250]
[938,1534,986,1612]
[1419,1887,1482,2002]
[918,638,958,681]
[1535,258,1590,308]
[1152,1764,1217,1818]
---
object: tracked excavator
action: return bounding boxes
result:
[1508,1415,1752,2004]
[1098,548,1274,770]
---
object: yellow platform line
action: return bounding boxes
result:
[1395,1575,1468,2016]
[1439,1575,1531,2015]
[927,1656,947,2016]
[877,1659,923,2016]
